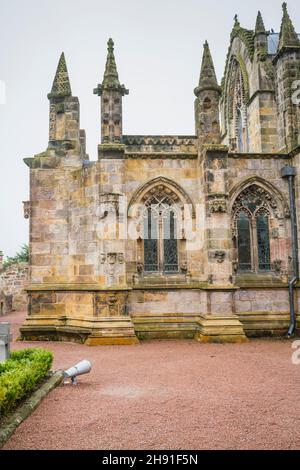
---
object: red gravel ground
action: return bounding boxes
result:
[1,310,300,450]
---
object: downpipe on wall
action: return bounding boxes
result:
[281,166,299,338]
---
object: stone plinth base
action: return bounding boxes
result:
[20,315,139,346]
[131,312,200,340]
[238,312,299,338]
[195,315,248,343]
[20,288,139,345]
[20,286,298,344]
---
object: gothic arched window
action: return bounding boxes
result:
[233,185,272,273]
[225,58,249,152]
[143,192,179,273]
[129,177,196,278]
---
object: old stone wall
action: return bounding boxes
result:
[0,263,29,311]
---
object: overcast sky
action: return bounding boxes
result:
[0,0,299,257]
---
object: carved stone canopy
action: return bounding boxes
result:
[232,184,289,221]
[99,193,121,217]
[100,253,125,265]
[208,194,228,214]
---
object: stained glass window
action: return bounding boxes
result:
[143,193,179,274]
[233,185,272,274]
[237,211,251,271]
[164,210,178,273]
[257,213,271,271]
[144,207,158,272]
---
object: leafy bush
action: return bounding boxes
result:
[0,348,53,417]
[2,244,29,270]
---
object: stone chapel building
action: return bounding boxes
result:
[21,4,300,344]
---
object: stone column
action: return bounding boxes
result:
[88,143,139,345]
[196,144,247,343]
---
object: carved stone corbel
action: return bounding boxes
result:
[209,250,226,263]
[23,201,31,219]
[272,259,282,275]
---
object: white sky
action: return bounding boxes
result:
[0,0,299,257]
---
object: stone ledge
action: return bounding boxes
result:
[132,284,239,291]
[235,274,288,289]
[203,144,229,153]
[228,152,289,160]
[98,143,125,160]
[125,152,198,159]
[25,284,240,292]
[26,285,132,292]
[0,371,64,449]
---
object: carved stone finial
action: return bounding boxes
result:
[48,52,72,100]
[255,11,266,34]
[107,38,114,52]
[279,2,300,50]
[94,38,129,96]
[234,14,240,28]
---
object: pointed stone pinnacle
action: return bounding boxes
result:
[102,38,121,88]
[234,14,240,28]
[107,38,114,53]
[48,52,72,99]
[194,41,221,96]
[94,38,129,96]
[279,2,300,50]
[255,11,266,34]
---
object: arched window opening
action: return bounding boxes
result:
[226,58,249,152]
[233,185,272,273]
[142,191,180,274]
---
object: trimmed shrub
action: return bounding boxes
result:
[0,348,53,417]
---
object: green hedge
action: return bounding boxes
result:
[0,348,53,417]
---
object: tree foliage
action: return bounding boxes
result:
[2,245,29,269]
